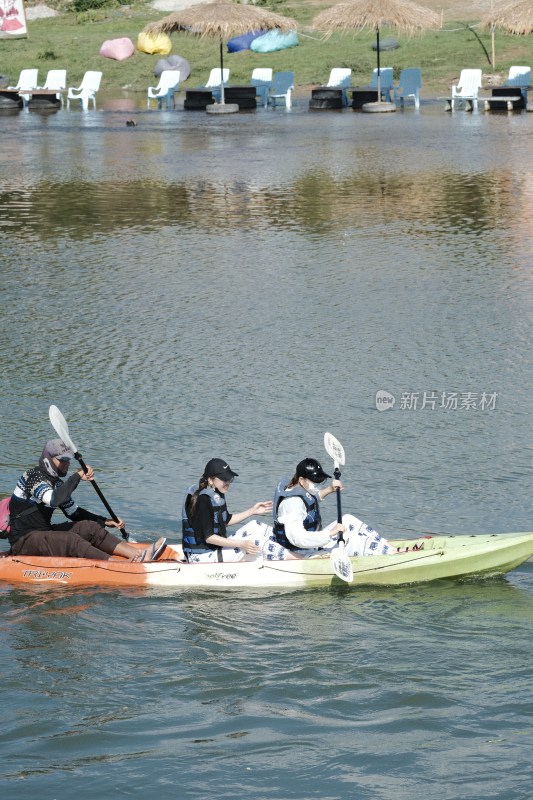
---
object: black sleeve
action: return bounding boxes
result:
[52,473,81,507]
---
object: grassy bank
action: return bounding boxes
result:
[1,1,531,97]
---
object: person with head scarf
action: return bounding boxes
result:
[182,457,294,563]
[7,439,165,562]
[273,457,396,558]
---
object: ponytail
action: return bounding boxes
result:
[286,472,300,489]
[186,475,209,517]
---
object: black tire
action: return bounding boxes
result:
[0,93,23,109]
[309,98,343,110]
[372,38,400,51]
[28,97,61,111]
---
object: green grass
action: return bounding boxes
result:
[0,1,531,95]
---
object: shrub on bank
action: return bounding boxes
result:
[72,0,130,12]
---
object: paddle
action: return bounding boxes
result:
[49,405,129,540]
[324,432,353,583]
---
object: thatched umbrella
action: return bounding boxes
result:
[481,0,533,35]
[145,0,297,112]
[312,0,440,111]
[480,0,533,68]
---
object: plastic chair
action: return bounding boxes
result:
[504,66,531,103]
[250,67,272,108]
[38,69,67,102]
[67,71,102,110]
[202,68,229,103]
[147,70,181,109]
[8,69,39,106]
[326,67,351,106]
[393,68,422,109]
[8,68,39,91]
[368,68,394,101]
[450,69,483,110]
[267,71,294,109]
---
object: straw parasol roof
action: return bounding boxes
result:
[312,0,441,38]
[312,0,440,109]
[480,0,533,35]
[145,0,297,109]
[145,0,297,39]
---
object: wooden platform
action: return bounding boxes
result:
[484,87,524,111]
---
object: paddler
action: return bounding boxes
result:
[182,457,296,563]
[272,457,397,557]
[7,439,166,562]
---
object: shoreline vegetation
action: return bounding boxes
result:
[0,1,531,99]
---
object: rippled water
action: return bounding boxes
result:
[1,103,532,799]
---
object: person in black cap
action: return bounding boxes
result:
[272,457,395,557]
[182,457,292,563]
[7,439,166,562]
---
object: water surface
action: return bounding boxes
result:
[1,101,532,799]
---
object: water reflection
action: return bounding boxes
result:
[0,169,527,241]
[1,106,533,245]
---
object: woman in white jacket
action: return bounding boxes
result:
[272,457,396,558]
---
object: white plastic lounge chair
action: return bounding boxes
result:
[450,69,482,111]
[393,68,422,109]
[38,69,67,102]
[147,69,181,109]
[267,71,294,109]
[326,68,352,106]
[368,67,394,102]
[250,67,272,108]
[67,71,102,110]
[8,68,39,91]
[503,66,531,102]
[8,68,39,106]
[202,68,229,103]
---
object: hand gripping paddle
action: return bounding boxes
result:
[324,432,353,583]
[49,405,129,540]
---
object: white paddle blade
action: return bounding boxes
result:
[49,405,78,453]
[324,432,345,468]
[330,543,354,583]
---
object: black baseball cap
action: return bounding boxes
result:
[204,458,238,481]
[296,458,331,484]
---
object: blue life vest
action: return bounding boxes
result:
[272,478,322,551]
[181,484,229,556]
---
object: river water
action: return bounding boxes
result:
[1,100,532,799]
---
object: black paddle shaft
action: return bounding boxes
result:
[334,466,344,543]
[74,451,129,540]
